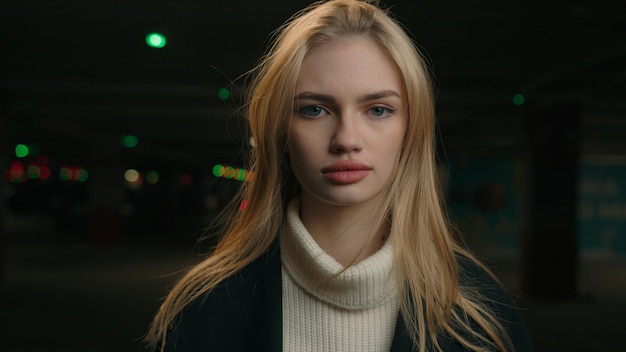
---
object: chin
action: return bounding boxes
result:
[313,192,381,208]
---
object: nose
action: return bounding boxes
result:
[329,113,363,153]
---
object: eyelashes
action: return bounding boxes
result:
[296,105,397,119]
[297,105,327,118]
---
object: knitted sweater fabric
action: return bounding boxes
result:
[280,199,399,352]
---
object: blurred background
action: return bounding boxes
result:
[1,0,625,351]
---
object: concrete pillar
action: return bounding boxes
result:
[522,102,581,299]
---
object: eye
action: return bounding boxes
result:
[298,105,327,118]
[368,106,395,118]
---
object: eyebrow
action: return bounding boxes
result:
[294,90,401,103]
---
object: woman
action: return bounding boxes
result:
[146,1,533,351]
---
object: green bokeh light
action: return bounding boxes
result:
[27,165,40,179]
[122,135,138,148]
[76,168,89,182]
[218,88,230,100]
[15,144,29,158]
[59,167,72,181]
[146,33,166,48]
[236,168,246,181]
[146,171,160,184]
[212,164,248,182]
[513,93,525,106]
[212,164,225,177]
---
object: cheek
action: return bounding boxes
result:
[286,144,315,188]
[286,128,301,156]
[383,141,404,167]
[387,122,407,155]
[286,132,312,168]
[289,145,316,170]
[287,123,321,159]
[379,126,407,174]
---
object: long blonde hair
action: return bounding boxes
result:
[146,1,513,351]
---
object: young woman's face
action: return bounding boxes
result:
[287,36,407,209]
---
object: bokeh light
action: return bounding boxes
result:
[145,171,159,184]
[146,33,166,48]
[124,169,141,183]
[15,144,29,158]
[122,135,138,148]
[212,164,251,182]
[218,87,230,100]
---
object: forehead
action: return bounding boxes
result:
[297,36,404,95]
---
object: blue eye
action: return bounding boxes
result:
[298,105,326,118]
[369,106,394,118]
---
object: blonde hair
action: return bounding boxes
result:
[146,1,513,351]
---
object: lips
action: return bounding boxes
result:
[321,160,371,184]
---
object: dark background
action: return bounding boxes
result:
[1,0,625,351]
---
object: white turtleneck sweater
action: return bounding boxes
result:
[280,199,399,352]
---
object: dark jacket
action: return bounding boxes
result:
[163,243,533,351]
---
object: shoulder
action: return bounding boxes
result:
[456,254,534,351]
[163,243,282,351]
[457,254,510,302]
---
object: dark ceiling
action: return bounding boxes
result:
[2,0,626,169]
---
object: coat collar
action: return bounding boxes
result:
[174,241,470,351]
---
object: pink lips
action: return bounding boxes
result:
[321,160,371,184]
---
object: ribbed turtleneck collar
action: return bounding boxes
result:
[280,198,397,310]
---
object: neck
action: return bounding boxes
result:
[298,194,390,267]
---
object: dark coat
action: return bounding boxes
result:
[163,243,533,351]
